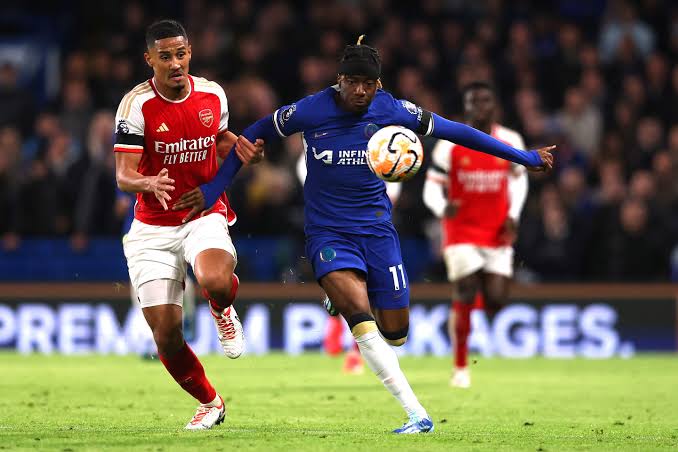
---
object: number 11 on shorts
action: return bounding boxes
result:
[389,264,407,290]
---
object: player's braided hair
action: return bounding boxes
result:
[338,35,382,83]
[145,19,188,48]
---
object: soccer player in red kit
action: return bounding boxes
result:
[114,20,263,429]
[423,81,544,388]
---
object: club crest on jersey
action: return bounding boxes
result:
[461,156,471,167]
[199,109,214,128]
[364,123,379,138]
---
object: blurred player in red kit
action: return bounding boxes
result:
[114,19,263,429]
[423,81,535,388]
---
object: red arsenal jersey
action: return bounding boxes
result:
[430,125,525,247]
[114,75,235,226]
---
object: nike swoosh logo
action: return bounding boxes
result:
[314,131,328,138]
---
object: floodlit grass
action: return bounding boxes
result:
[1,353,677,451]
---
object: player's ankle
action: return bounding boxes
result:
[209,299,230,313]
[202,394,222,407]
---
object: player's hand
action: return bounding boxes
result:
[527,145,555,172]
[171,187,206,223]
[500,218,518,245]
[149,168,175,210]
[235,136,265,165]
[444,200,461,218]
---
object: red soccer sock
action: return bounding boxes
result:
[203,273,239,312]
[453,301,473,368]
[323,316,344,356]
[158,341,217,404]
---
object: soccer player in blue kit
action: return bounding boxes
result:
[174,39,554,434]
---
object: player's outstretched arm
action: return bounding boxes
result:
[115,153,175,210]
[172,115,278,223]
[429,113,555,171]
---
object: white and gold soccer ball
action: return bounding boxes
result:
[366,125,423,182]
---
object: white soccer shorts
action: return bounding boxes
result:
[123,213,237,296]
[443,244,513,282]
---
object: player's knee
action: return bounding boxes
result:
[348,313,377,338]
[152,325,184,356]
[379,325,409,347]
[197,270,232,297]
[456,279,479,302]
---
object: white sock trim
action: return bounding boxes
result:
[202,394,222,407]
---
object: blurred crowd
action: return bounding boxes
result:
[0,0,677,282]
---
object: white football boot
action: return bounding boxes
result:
[211,304,245,359]
[450,367,471,389]
[185,396,226,430]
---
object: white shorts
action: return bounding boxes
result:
[443,244,513,282]
[123,213,237,293]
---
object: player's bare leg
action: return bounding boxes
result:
[141,290,224,430]
[194,248,244,358]
[450,272,481,388]
[321,270,433,433]
[480,272,510,317]
[321,291,364,372]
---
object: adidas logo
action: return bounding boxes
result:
[156,123,169,132]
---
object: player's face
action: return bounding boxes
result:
[338,75,378,112]
[464,88,496,125]
[145,36,192,92]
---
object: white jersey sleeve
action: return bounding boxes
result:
[216,86,229,133]
[423,139,452,218]
[114,81,152,153]
[494,125,529,221]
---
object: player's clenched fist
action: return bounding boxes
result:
[235,136,265,165]
[149,168,175,210]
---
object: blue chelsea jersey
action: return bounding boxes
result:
[272,86,433,231]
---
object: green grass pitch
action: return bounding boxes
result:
[1,353,677,451]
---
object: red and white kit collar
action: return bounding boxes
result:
[150,75,194,103]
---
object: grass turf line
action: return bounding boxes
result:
[1,353,677,451]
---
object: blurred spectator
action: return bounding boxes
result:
[517,187,582,281]
[59,78,93,149]
[17,131,76,236]
[555,86,602,158]
[0,63,35,136]
[68,110,120,251]
[599,197,669,281]
[0,127,22,249]
[599,0,655,63]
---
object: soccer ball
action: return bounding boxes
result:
[366,125,423,182]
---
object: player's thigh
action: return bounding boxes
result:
[454,272,483,303]
[443,244,485,284]
[308,229,370,316]
[184,213,237,285]
[123,219,187,293]
[362,228,410,333]
[479,246,513,308]
[481,272,510,307]
[319,269,371,318]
